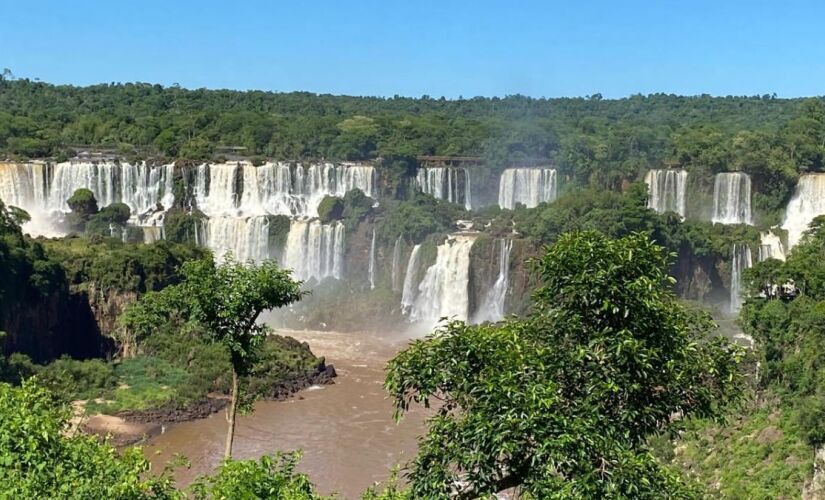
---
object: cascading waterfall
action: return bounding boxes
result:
[368,229,376,289]
[203,216,272,263]
[782,174,825,249]
[195,161,375,218]
[191,161,372,268]
[401,245,422,312]
[0,161,174,235]
[473,239,513,323]
[712,172,752,225]
[282,220,345,282]
[758,231,786,262]
[498,168,557,209]
[730,244,753,313]
[644,169,687,218]
[409,235,476,324]
[391,236,403,292]
[416,167,472,210]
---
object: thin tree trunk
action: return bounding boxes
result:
[224,369,238,459]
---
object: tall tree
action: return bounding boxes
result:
[122,256,304,458]
[386,231,743,498]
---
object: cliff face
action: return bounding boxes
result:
[1,289,114,363]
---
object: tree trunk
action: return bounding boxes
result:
[224,369,238,459]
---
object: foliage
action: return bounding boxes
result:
[341,188,375,229]
[121,256,304,456]
[190,452,327,500]
[67,188,99,218]
[741,222,825,447]
[317,195,345,223]
[0,380,178,499]
[162,208,205,246]
[42,236,206,294]
[377,193,464,245]
[386,232,743,498]
[661,399,812,499]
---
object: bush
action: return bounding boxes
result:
[66,188,99,219]
[317,196,344,223]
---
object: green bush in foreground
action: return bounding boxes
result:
[0,380,177,499]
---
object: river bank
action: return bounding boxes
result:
[142,328,425,498]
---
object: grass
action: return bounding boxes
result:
[85,356,189,414]
[659,395,813,499]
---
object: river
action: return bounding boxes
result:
[144,329,427,498]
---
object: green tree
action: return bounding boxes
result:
[0,380,178,498]
[67,188,99,218]
[121,256,304,458]
[386,231,743,498]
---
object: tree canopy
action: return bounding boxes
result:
[386,231,743,498]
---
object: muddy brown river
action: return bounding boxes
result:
[144,329,427,498]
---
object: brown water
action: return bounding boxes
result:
[144,329,426,498]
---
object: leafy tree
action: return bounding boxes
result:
[190,452,326,499]
[386,231,743,498]
[66,188,99,218]
[121,256,304,457]
[0,380,178,498]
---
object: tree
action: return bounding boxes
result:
[386,231,743,498]
[0,380,177,498]
[122,256,304,458]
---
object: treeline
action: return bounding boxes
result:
[2,79,824,188]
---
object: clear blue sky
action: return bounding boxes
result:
[1,0,823,98]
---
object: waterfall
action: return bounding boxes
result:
[409,235,476,324]
[195,161,375,218]
[203,216,271,263]
[644,169,687,217]
[758,231,786,262]
[730,244,753,313]
[0,160,174,235]
[473,239,513,323]
[401,245,422,312]
[498,168,557,209]
[416,167,472,210]
[391,236,403,292]
[712,172,752,225]
[368,229,376,290]
[143,226,164,244]
[782,174,825,249]
[282,220,345,282]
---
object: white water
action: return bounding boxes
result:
[400,245,422,313]
[195,161,374,218]
[203,216,271,263]
[473,239,513,323]
[0,161,174,235]
[644,169,687,218]
[782,174,825,249]
[758,231,786,262]
[498,168,557,209]
[368,229,376,289]
[409,235,476,325]
[391,236,403,292]
[416,167,472,210]
[712,172,752,225]
[730,244,753,313]
[282,220,345,282]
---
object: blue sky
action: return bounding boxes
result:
[1,0,823,98]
